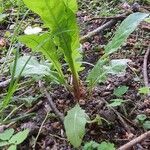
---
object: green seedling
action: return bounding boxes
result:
[87,114,110,125]
[138,87,150,95]
[107,86,129,116]
[135,114,150,130]
[83,141,115,150]
[108,99,126,107]
[136,114,147,124]
[143,121,150,130]
[13,0,149,148]
[113,86,129,97]
[107,98,128,116]
[0,128,29,150]
[108,85,129,107]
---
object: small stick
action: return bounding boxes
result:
[0,122,16,132]
[143,46,150,88]
[80,12,132,43]
[49,133,67,141]
[80,19,117,43]
[103,99,132,135]
[111,107,132,136]
[88,13,128,21]
[33,111,49,150]
[118,131,150,150]
[39,81,64,122]
[142,6,150,11]
[25,101,43,114]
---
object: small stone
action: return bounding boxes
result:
[79,99,86,105]
[101,92,111,97]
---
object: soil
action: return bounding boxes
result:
[0,1,150,150]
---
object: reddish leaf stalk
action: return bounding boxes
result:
[72,74,81,101]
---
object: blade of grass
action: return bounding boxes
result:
[0,51,32,112]
[0,8,29,75]
[3,103,24,122]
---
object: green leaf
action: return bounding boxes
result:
[113,86,128,97]
[18,33,65,84]
[108,99,125,107]
[145,17,150,23]
[22,0,65,30]
[83,141,100,150]
[19,33,53,52]
[56,10,82,73]
[9,129,29,145]
[22,0,82,88]
[0,141,9,147]
[98,141,115,150]
[10,56,51,78]
[138,87,150,95]
[8,145,17,150]
[87,58,108,88]
[83,141,115,150]
[143,121,150,130]
[105,13,149,54]
[64,104,88,148]
[136,114,147,123]
[104,59,131,76]
[87,59,130,88]
[18,96,39,107]
[87,13,148,88]
[0,128,14,141]
[63,0,78,12]
[0,14,7,22]
[93,115,102,125]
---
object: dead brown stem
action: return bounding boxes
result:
[118,131,150,150]
[39,81,64,122]
[88,13,128,21]
[25,101,43,114]
[111,107,133,136]
[143,46,150,88]
[72,75,81,101]
[80,20,117,43]
[79,11,133,44]
[103,99,133,135]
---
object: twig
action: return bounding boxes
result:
[118,131,150,150]
[111,107,133,136]
[33,111,49,150]
[79,11,133,43]
[80,19,117,43]
[142,6,150,11]
[0,79,11,88]
[143,46,150,88]
[103,99,132,135]
[121,114,137,127]
[39,81,64,122]
[49,133,67,141]
[88,13,128,21]
[25,101,43,114]
[0,122,16,132]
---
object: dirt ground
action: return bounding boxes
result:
[0,0,150,149]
